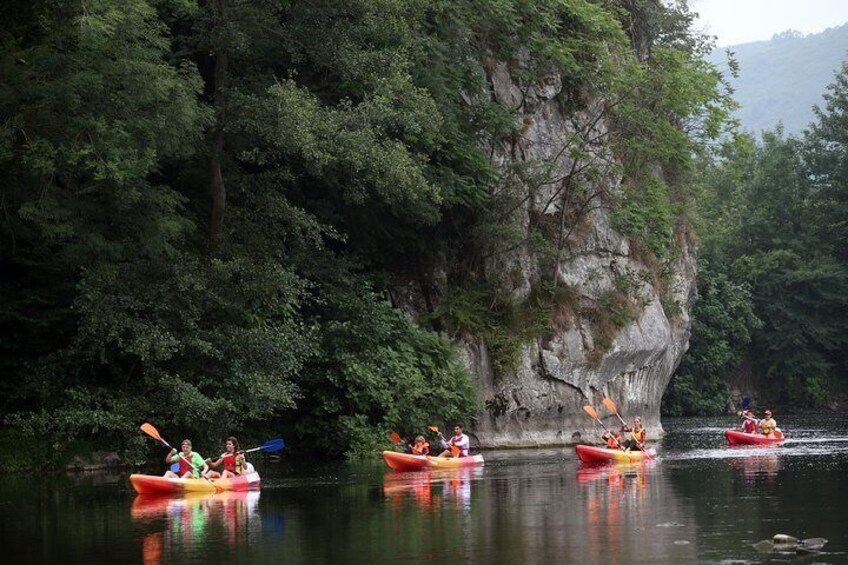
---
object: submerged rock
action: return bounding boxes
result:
[752,534,828,555]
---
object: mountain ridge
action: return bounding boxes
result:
[708,22,848,135]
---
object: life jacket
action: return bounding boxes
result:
[631,427,646,444]
[222,453,236,473]
[760,418,776,435]
[411,442,430,456]
[606,434,621,449]
[741,419,758,433]
[177,453,195,476]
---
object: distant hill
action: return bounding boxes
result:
[708,24,848,136]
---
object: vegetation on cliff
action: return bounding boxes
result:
[1,0,731,463]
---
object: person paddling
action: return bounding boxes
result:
[438,424,470,458]
[205,436,246,479]
[740,409,759,434]
[163,439,209,479]
[620,417,646,451]
[759,410,778,437]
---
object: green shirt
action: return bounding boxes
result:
[169,451,205,478]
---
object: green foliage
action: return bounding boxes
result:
[672,64,848,413]
[663,260,761,415]
[293,286,477,459]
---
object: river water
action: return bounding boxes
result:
[5,414,848,564]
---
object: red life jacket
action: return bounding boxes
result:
[177,453,194,476]
[222,454,236,473]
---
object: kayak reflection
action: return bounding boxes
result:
[132,490,262,564]
[726,454,783,479]
[383,467,482,511]
[576,462,653,489]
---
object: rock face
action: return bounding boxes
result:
[466,60,696,448]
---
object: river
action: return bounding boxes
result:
[5,414,848,564]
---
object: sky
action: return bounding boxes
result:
[691,0,848,47]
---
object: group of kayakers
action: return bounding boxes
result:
[739,408,779,436]
[601,416,647,451]
[163,436,248,479]
[406,424,471,458]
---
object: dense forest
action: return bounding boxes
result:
[663,63,848,415]
[2,0,843,468]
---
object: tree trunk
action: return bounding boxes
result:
[209,1,228,248]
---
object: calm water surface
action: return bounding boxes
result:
[5,414,848,564]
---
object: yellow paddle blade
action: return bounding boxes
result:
[582,405,599,421]
[602,397,619,415]
[427,425,439,432]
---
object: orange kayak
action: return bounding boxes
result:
[129,471,260,494]
[575,444,656,465]
[381,451,484,472]
[725,429,784,446]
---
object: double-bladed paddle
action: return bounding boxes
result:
[140,423,219,491]
[239,438,285,455]
[582,405,625,450]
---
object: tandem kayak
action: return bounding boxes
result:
[575,444,656,465]
[129,471,261,494]
[725,429,784,446]
[381,451,485,472]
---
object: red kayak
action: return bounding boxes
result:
[725,429,784,446]
[381,451,484,472]
[575,444,656,465]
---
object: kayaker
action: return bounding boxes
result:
[620,417,646,451]
[438,424,470,458]
[759,410,778,436]
[410,435,430,456]
[163,439,209,479]
[205,436,246,479]
[739,409,758,434]
[602,431,623,449]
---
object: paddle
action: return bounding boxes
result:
[582,405,625,450]
[601,397,629,429]
[389,432,403,445]
[602,397,648,451]
[240,438,285,454]
[429,425,460,457]
[140,423,216,490]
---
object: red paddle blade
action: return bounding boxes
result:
[583,405,599,420]
[602,398,618,414]
[390,432,402,444]
[140,423,163,442]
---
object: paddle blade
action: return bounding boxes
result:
[601,398,619,415]
[583,405,599,421]
[260,439,286,453]
[390,432,403,444]
[140,423,163,443]
[427,426,439,432]
[170,462,180,473]
[773,429,784,441]
[450,445,460,457]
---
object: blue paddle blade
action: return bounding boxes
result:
[170,462,180,473]
[742,396,751,409]
[261,439,285,453]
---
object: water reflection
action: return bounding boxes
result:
[726,454,783,479]
[382,467,482,511]
[132,491,262,564]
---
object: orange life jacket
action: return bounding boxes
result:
[411,442,430,456]
[606,434,621,449]
[631,427,646,444]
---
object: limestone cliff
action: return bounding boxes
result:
[464,59,697,448]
